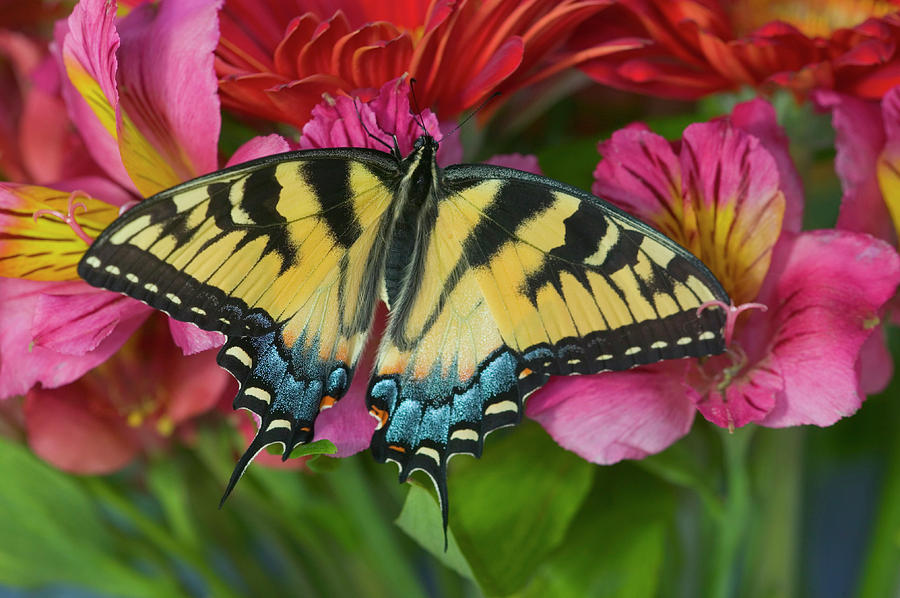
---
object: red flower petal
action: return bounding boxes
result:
[25,385,138,474]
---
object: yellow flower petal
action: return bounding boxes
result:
[0,185,118,280]
[878,149,900,244]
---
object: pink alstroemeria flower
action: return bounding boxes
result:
[0,0,227,402]
[524,99,900,464]
[813,85,900,394]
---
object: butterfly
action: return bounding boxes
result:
[77,132,729,526]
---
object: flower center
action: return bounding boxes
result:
[730,0,899,38]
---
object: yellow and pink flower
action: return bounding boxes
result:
[525,99,900,462]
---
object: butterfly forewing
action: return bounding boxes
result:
[442,166,729,373]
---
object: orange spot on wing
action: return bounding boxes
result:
[388,444,406,453]
[282,330,297,348]
[518,367,533,379]
[319,395,337,411]
[369,406,389,429]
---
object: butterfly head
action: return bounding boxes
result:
[399,135,440,201]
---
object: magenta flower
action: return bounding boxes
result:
[525,99,900,464]
[0,0,226,396]
[0,0,246,471]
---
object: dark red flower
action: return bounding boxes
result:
[23,315,234,474]
[569,0,900,101]
[215,0,612,128]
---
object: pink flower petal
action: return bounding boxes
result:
[227,134,295,166]
[167,319,224,355]
[526,362,696,464]
[760,231,900,427]
[0,279,148,398]
[882,85,900,141]
[856,326,893,396]
[299,76,449,159]
[166,347,233,424]
[115,0,222,191]
[312,307,386,457]
[593,124,682,222]
[56,0,135,192]
[813,90,896,242]
[483,153,542,175]
[54,175,136,208]
[729,99,803,233]
[25,384,138,474]
[687,353,783,428]
[32,290,146,355]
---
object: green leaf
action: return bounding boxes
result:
[265,438,337,458]
[402,421,594,596]
[518,465,676,598]
[0,438,183,597]
[394,483,475,580]
[146,457,198,548]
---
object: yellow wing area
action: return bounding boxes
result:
[80,155,393,358]
[444,176,728,373]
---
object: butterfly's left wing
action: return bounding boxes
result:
[78,149,399,493]
[367,165,729,520]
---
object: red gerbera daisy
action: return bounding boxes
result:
[215,0,614,128]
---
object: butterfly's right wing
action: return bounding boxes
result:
[78,148,398,487]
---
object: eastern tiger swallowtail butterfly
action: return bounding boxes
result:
[77,133,729,526]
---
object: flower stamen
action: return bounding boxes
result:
[32,191,95,245]
[698,300,768,345]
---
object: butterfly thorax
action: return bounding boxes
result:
[383,135,441,312]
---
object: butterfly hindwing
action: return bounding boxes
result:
[367,204,530,520]
[78,149,400,487]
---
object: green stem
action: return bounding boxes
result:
[85,477,243,598]
[745,428,802,598]
[707,425,755,598]
[856,401,900,598]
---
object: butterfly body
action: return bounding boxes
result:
[78,133,729,522]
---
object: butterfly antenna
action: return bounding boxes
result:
[353,97,395,155]
[409,78,428,134]
[437,92,501,144]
